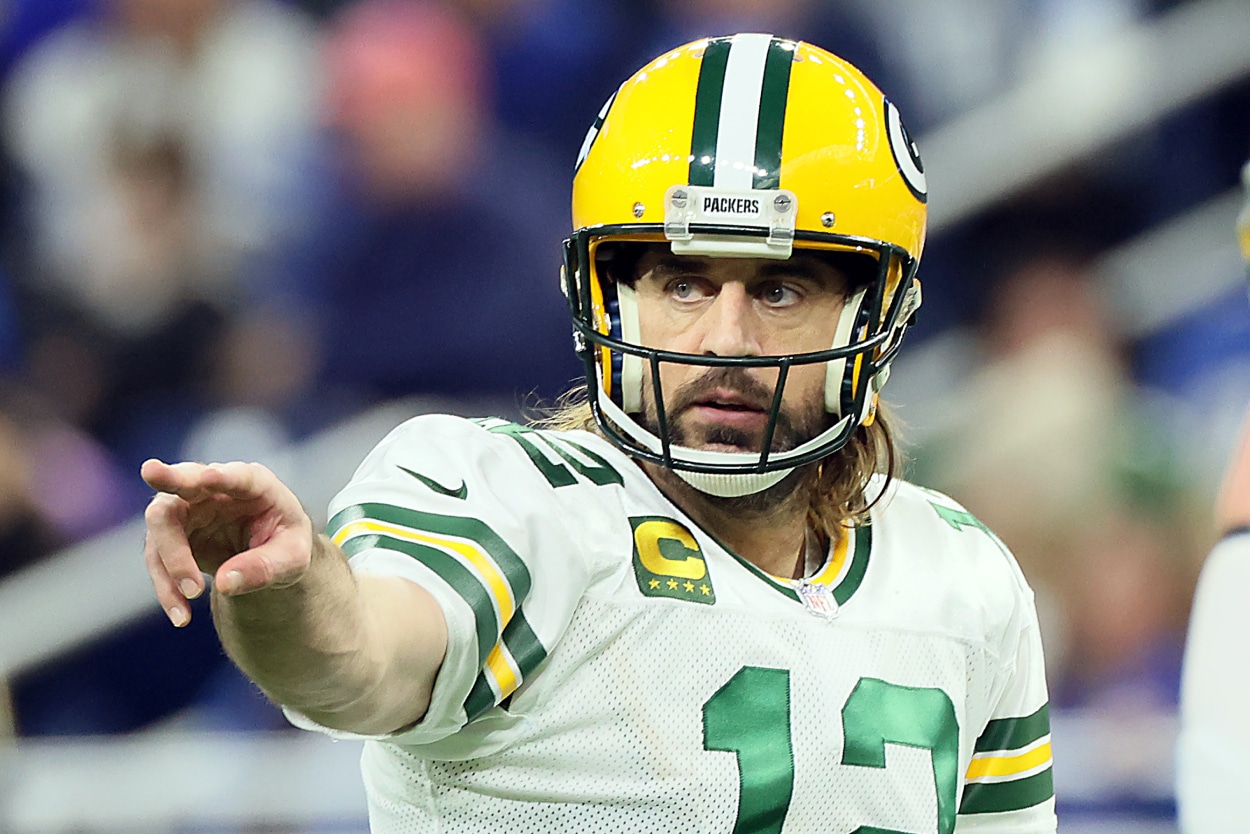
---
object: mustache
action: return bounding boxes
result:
[665,366,776,417]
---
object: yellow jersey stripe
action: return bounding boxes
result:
[811,527,852,586]
[965,741,1053,781]
[486,642,522,698]
[764,527,850,585]
[333,519,516,622]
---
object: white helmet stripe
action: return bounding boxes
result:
[713,33,773,190]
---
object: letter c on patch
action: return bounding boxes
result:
[634,520,706,580]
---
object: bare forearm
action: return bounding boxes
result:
[211,534,447,733]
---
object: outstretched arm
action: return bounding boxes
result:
[141,459,447,734]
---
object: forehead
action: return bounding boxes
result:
[635,248,852,286]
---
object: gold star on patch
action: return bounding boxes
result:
[700,585,711,595]
[667,579,679,590]
[649,579,660,589]
[684,581,695,593]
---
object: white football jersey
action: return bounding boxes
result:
[294,414,1056,833]
[1178,532,1250,832]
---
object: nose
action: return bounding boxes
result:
[698,282,761,357]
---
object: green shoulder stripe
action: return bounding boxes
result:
[328,503,532,603]
[463,611,548,721]
[462,674,495,723]
[974,703,1050,753]
[340,533,498,668]
[502,606,547,675]
[960,767,1054,815]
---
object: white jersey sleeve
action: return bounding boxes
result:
[1177,531,1250,833]
[290,414,614,745]
[912,493,1056,832]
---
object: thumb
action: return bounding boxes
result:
[214,527,313,596]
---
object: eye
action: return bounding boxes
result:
[667,278,708,302]
[758,282,801,307]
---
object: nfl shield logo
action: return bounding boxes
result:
[795,581,840,620]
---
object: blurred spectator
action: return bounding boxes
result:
[0,376,137,585]
[0,387,56,579]
[0,0,324,736]
[925,254,1132,563]
[3,0,322,463]
[269,0,580,413]
[842,0,1029,129]
[911,251,1200,705]
[0,0,93,79]
[450,0,645,160]
[1058,510,1191,711]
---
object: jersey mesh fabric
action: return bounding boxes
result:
[363,596,993,833]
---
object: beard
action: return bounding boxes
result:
[640,365,830,514]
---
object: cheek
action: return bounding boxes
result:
[782,363,829,406]
[775,304,846,353]
[636,309,696,353]
[652,361,698,402]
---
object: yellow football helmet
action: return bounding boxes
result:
[562,34,927,496]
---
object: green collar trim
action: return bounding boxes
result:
[709,523,874,608]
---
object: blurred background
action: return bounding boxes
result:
[0,0,1245,830]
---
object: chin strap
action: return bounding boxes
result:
[674,467,794,498]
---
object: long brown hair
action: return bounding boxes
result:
[533,386,901,538]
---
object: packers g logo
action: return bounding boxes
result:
[885,98,926,204]
[575,91,617,172]
[630,517,716,604]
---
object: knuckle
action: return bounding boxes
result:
[143,499,167,525]
[255,552,275,587]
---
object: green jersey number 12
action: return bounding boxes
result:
[703,666,959,834]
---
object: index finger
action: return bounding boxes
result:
[142,459,210,498]
[141,459,269,504]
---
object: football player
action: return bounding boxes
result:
[144,35,1056,832]
[1177,159,1250,832]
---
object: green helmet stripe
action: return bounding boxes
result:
[753,38,795,190]
[688,37,731,187]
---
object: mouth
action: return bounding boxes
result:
[685,389,769,432]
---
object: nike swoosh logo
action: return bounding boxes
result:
[398,466,468,500]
